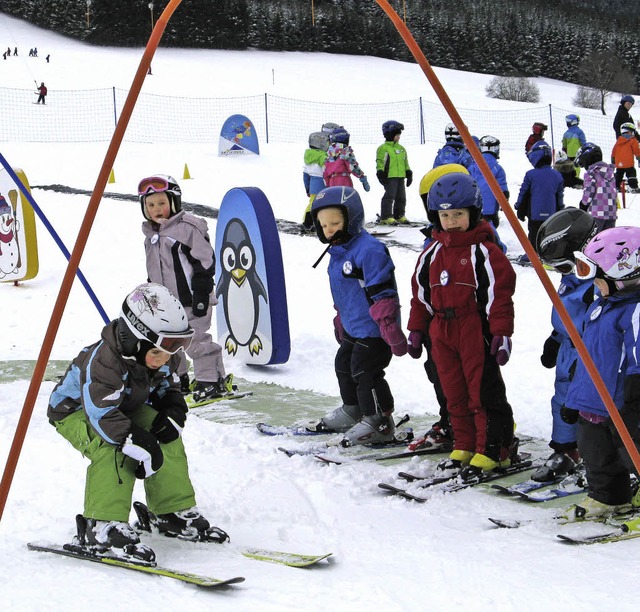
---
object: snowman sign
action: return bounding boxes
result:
[0,168,39,282]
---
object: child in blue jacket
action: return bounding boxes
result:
[563,226,640,518]
[534,208,597,482]
[309,186,407,447]
[433,123,472,169]
[468,135,509,228]
[515,140,565,258]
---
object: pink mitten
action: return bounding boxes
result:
[491,335,512,366]
[370,298,408,357]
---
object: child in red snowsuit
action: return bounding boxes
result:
[407,173,517,480]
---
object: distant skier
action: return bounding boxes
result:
[36,82,47,104]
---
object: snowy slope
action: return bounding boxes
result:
[2,13,640,612]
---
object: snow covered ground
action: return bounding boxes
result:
[2,13,640,611]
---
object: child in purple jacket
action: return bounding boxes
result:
[575,143,618,233]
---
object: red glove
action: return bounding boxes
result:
[407,331,424,359]
[369,298,408,357]
[491,335,512,366]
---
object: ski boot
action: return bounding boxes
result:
[561,496,631,521]
[73,514,155,564]
[407,422,452,452]
[435,450,473,477]
[531,450,580,483]
[315,404,362,434]
[340,413,395,447]
[133,502,229,543]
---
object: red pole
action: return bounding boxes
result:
[374,0,640,474]
[0,0,185,522]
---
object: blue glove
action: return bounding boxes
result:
[360,176,371,192]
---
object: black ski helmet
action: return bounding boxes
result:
[574,142,603,169]
[536,208,597,274]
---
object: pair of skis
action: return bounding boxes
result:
[491,465,587,502]
[488,508,640,545]
[378,455,535,502]
[28,502,332,588]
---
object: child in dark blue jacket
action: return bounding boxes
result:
[309,186,407,447]
[515,140,564,259]
[433,124,472,169]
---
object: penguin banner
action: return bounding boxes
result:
[0,167,38,283]
[215,187,290,365]
[218,114,260,157]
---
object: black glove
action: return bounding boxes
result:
[376,170,389,186]
[405,170,413,187]
[560,405,580,425]
[540,335,561,369]
[192,294,209,317]
[516,206,526,221]
[150,400,187,443]
[121,425,164,479]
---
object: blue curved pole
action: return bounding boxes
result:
[0,152,109,324]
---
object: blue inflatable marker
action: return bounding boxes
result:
[215,187,290,365]
[218,114,260,156]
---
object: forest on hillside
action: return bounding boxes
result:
[2,0,639,89]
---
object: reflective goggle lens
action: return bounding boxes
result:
[138,176,170,197]
[574,251,598,280]
[157,331,194,354]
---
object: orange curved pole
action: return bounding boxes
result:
[374,0,640,473]
[0,0,185,521]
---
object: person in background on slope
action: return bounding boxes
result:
[613,95,635,138]
[302,131,329,231]
[533,208,598,482]
[554,150,583,189]
[432,123,472,169]
[375,120,413,225]
[47,283,229,562]
[138,174,233,402]
[611,122,640,193]
[561,227,640,519]
[36,82,47,104]
[525,122,548,153]
[468,135,509,229]
[310,186,408,446]
[515,140,565,263]
[575,142,618,233]
[323,127,370,194]
[562,114,586,178]
[408,172,517,481]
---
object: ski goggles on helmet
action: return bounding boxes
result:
[545,258,575,275]
[574,251,602,280]
[151,330,194,354]
[138,176,171,197]
[122,301,194,354]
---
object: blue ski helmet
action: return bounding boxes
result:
[621,95,635,105]
[427,173,482,230]
[565,113,580,127]
[329,128,350,145]
[382,120,404,140]
[311,186,364,244]
[526,140,553,168]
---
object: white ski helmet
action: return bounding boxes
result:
[137,174,182,220]
[119,283,193,354]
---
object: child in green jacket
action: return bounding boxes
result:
[375,120,413,224]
